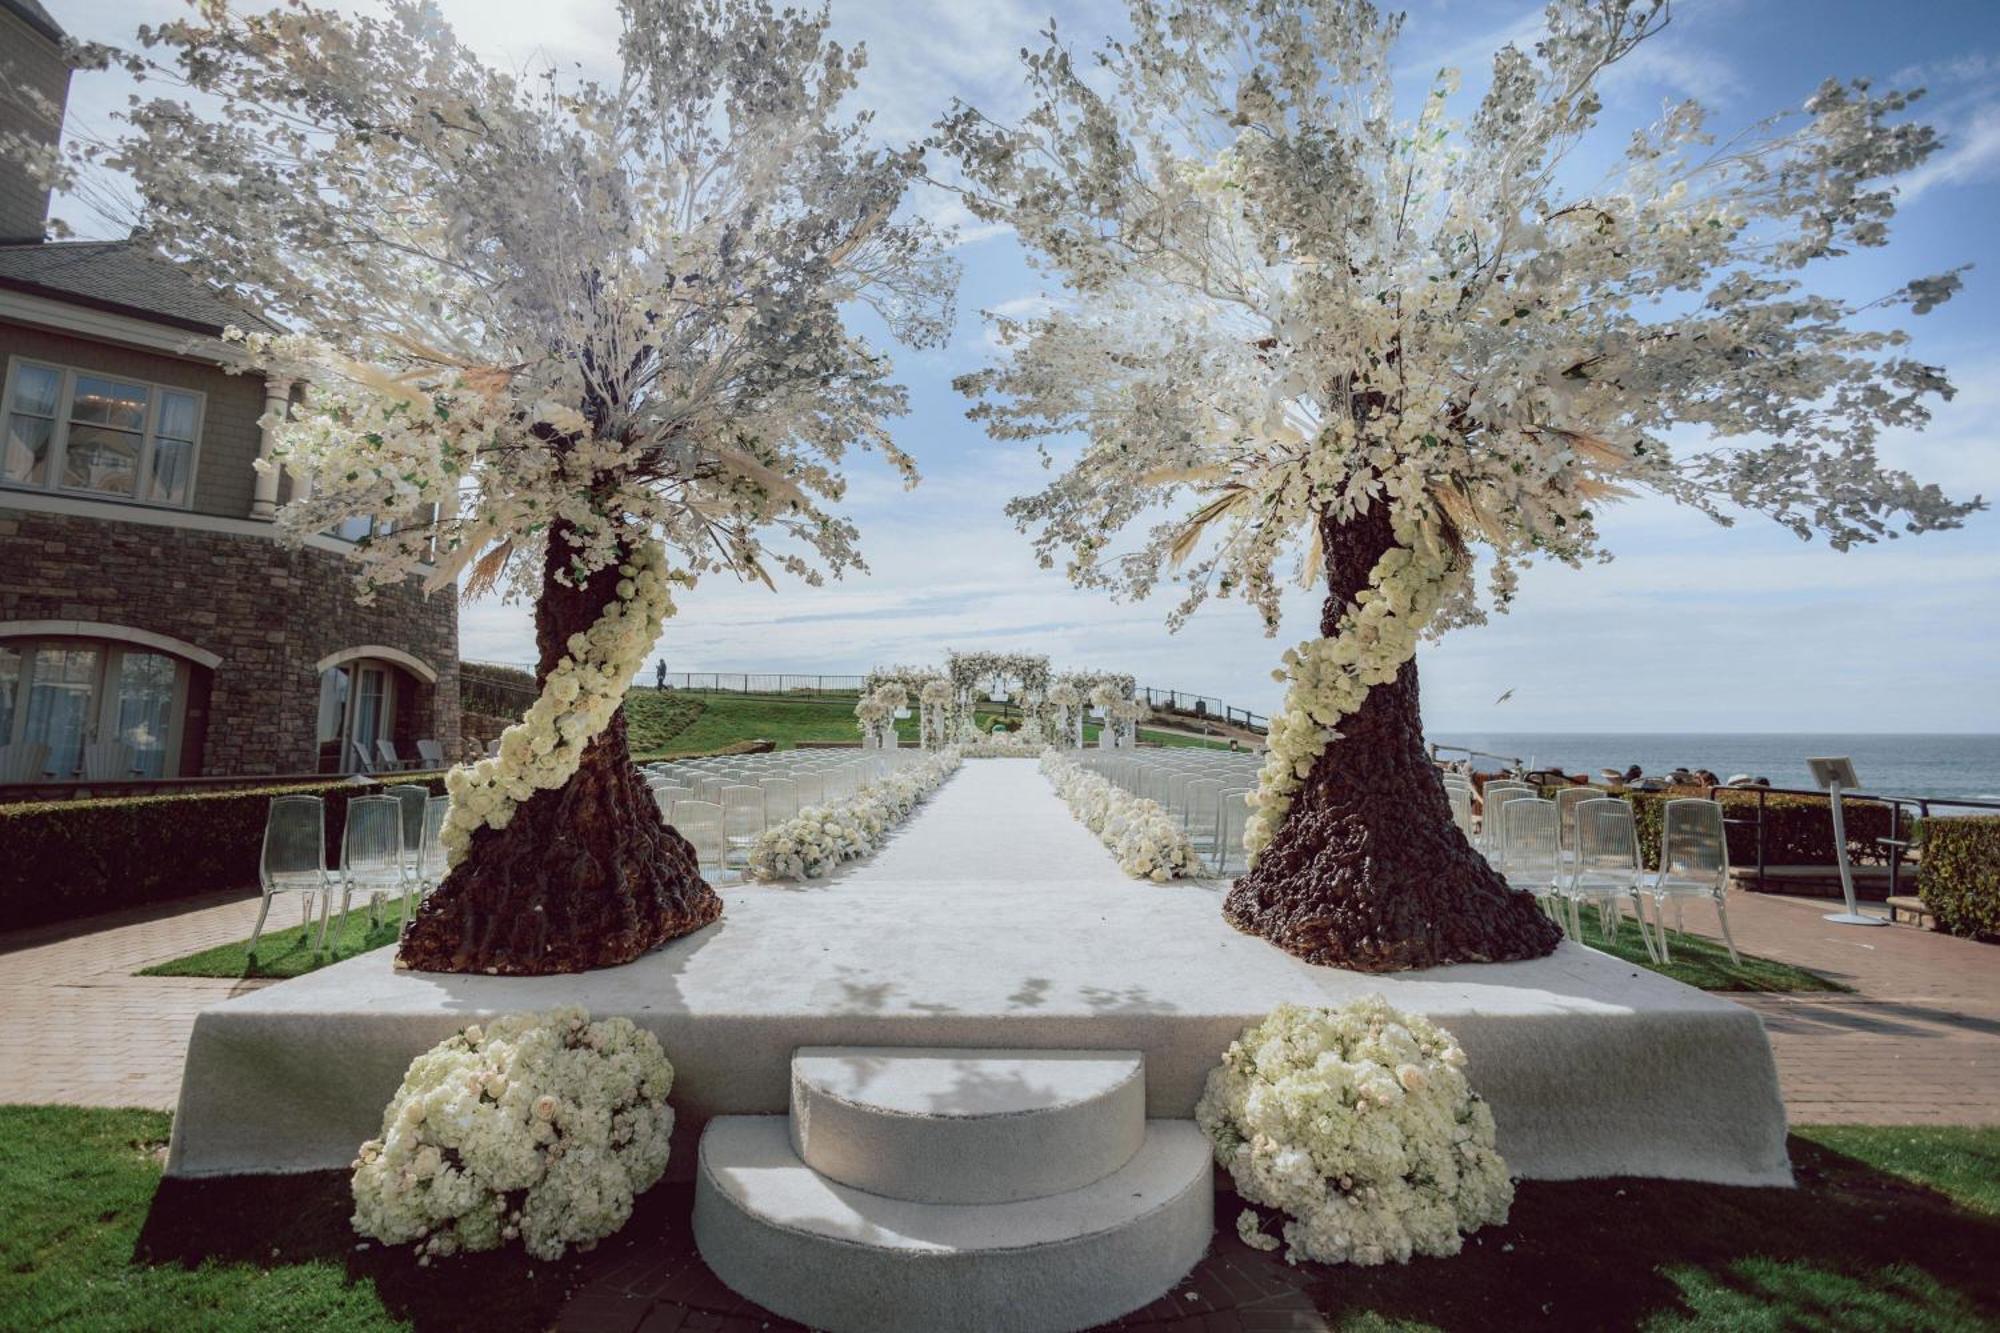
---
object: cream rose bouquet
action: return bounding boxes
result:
[351,1006,675,1263]
[1195,998,1512,1267]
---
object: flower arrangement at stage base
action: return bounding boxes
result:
[961,733,1045,758]
[747,748,962,880]
[853,681,908,748]
[1195,998,1512,1268]
[351,1006,675,1263]
[1041,749,1199,881]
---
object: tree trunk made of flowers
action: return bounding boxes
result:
[1222,504,1563,972]
[399,535,722,975]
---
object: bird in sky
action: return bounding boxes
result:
[1494,688,1516,706]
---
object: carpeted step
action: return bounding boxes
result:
[789,1046,1145,1203]
[693,1113,1212,1333]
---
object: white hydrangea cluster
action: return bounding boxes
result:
[351,1006,676,1263]
[747,748,962,880]
[1195,998,1513,1268]
[1246,520,1465,862]
[1041,749,1200,881]
[440,540,682,867]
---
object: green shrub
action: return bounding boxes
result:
[0,775,444,932]
[1918,816,2000,942]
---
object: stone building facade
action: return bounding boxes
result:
[0,0,458,782]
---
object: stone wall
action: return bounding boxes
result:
[0,505,458,775]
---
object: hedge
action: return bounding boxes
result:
[0,774,444,933]
[1918,816,2000,942]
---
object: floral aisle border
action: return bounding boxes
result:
[747,747,963,880]
[1040,748,1199,881]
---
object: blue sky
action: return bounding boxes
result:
[50,0,2000,731]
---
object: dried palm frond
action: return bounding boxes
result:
[460,538,515,602]
[1167,487,1252,566]
[1136,462,1226,488]
[712,445,811,511]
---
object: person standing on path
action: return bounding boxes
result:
[655,660,666,692]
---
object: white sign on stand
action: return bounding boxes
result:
[1807,756,1885,927]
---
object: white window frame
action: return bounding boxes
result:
[1,355,206,511]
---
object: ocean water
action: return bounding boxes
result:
[1422,733,2000,805]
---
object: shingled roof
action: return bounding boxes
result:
[0,239,284,337]
[0,0,64,44]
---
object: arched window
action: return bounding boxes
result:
[0,631,201,778]
[314,647,435,772]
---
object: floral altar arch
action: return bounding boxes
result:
[860,654,1143,751]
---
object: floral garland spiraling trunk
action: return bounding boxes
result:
[399,529,722,975]
[1222,502,1561,972]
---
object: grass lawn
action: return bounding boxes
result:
[4,1106,1995,1332]
[137,905,403,981]
[1568,913,1847,993]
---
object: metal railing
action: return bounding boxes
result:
[1428,742,1527,772]
[1703,783,2000,901]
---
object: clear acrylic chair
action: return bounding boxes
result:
[253,795,332,956]
[335,794,413,948]
[652,784,692,819]
[1481,785,1535,860]
[1563,798,1651,957]
[1185,780,1224,856]
[81,740,136,780]
[1555,785,1608,860]
[383,783,431,861]
[1649,798,1739,964]
[1214,788,1253,875]
[720,785,766,867]
[670,800,727,879]
[1447,784,1475,842]
[418,795,451,896]
[793,771,825,808]
[1498,798,1561,915]
[760,776,799,823]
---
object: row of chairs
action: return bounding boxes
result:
[255,786,448,956]
[1443,771,1738,964]
[1078,750,1264,876]
[0,740,154,782]
[643,750,917,879]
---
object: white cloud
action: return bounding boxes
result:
[1900,101,2000,201]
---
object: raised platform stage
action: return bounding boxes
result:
[166,759,1792,1189]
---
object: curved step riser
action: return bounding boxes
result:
[694,1116,1214,1333]
[791,1048,1146,1203]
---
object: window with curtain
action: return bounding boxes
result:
[316,659,403,772]
[0,637,191,779]
[0,359,206,510]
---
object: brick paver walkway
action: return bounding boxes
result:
[0,891,273,1109]
[1660,889,2000,1125]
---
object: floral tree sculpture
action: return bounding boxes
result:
[65,2,954,973]
[941,0,1977,970]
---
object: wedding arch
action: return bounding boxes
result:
[863,654,1143,752]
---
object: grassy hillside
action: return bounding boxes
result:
[619,689,1236,757]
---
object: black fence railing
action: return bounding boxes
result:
[1704,783,2000,902]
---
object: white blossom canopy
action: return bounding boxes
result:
[63,0,957,603]
[939,0,1981,635]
